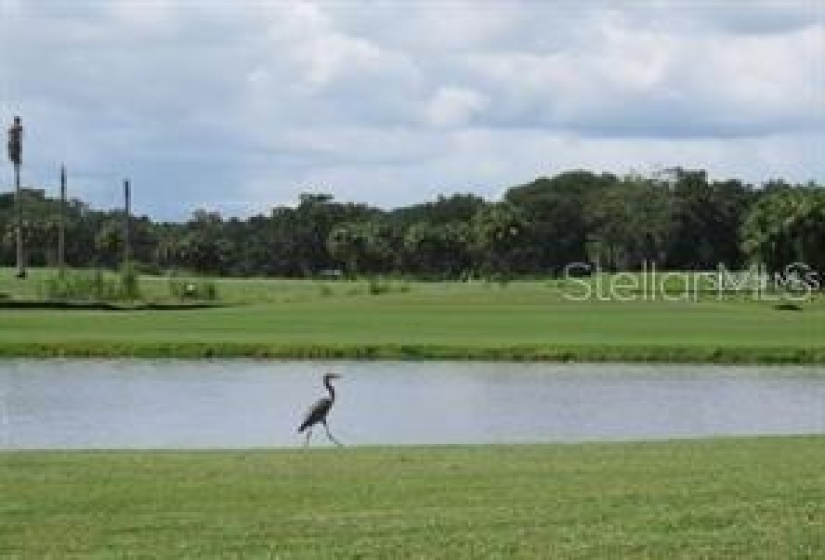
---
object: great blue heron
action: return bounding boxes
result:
[298,373,343,447]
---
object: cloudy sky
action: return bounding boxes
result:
[1,0,823,220]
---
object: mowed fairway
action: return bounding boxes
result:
[0,271,823,361]
[1,271,824,361]
[1,437,823,558]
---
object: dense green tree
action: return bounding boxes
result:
[586,175,675,270]
[506,171,616,273]
[0,172,820,280]
[174,210,234,274]
[402,221,473,278]
[471,202,529,277]
[665,169,753,269]
[741,186,825,277]
[273,194,379,276]
[327,220,396,277]
[390,193,486,227]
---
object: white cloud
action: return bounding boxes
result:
[262,2,392,91]
[0,0,822,220]
[461,14,823,137]
[425,86,489,128]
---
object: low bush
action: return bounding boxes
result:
[168,276,219,301]
[40,268,140,302]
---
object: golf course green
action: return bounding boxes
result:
[0,269,822,362]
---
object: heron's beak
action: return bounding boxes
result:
[328,373,342,379]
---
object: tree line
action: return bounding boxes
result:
[1,168,822,279]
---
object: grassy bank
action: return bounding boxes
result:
[2,437,823,558]
[0,340,823,363]
[1,269,823,363]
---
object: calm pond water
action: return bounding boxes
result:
[1,360,823,449]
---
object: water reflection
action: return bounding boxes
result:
[1,360,823,449]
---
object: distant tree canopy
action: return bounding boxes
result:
[741,185,825,275]
[0,169,821,279]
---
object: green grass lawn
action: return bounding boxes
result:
[1,268,823,362]
[1,437,822,558]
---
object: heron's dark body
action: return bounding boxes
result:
[297,374,340,446]
[298,397,333,433]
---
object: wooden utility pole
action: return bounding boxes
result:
[14,161,24,278]
[58,165,66,275]
[123,179,131,270]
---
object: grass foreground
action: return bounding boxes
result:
[1,436,823,558]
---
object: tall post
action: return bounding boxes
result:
[123,179,131,270]
[7,116,25,278]
[58,165,66,276]
[14,163,24,278]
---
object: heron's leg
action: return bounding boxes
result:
[303,428,312,447]
[322,420,343,447]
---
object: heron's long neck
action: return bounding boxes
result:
[324,378,336,402]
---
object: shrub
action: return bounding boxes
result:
[40,269,128,302]
[168,276,219,301]
[366,276,410,295]
[367,276,390,295]
[119,265,141,301]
